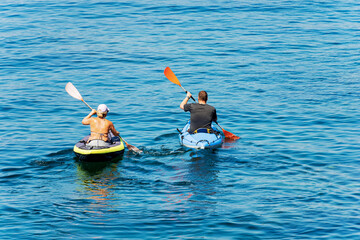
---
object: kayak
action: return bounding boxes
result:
[73,135,125,162]
[179,121,223,149]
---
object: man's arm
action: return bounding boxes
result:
[213,109,218,122]
[82,109,97,125]
[109,122,120,136]
[180,92,192,110]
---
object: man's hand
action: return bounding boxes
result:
[90,109,97,115]
[186,92,192,99]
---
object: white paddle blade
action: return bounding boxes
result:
[128,144,143,154]
[65,82,83,101]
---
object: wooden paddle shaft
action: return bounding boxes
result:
[82,100,93,110]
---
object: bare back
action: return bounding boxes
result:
[89,117,115,142]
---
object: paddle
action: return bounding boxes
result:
[215,122,240,140]
[164,67,196,102]
[164,67,240,140]
[65,82,142,153]
[65,82,92,110]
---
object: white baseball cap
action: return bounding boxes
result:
[97,104,110,113]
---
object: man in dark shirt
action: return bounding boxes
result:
[180,90,217,133]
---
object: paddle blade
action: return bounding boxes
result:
[164,67,181,86]
[65,82,83,101]
[127,143,143,154]
[222,128,240,140]
[122,138,142,154]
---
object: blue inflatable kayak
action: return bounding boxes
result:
[179,121,223,149]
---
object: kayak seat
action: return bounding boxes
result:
[192,128,212,134]
[192,128,221,134]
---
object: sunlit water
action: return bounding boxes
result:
[1,0,359,239]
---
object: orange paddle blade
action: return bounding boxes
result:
[216,122,240,140]
[164,67,181,86]
[222,128,240,140]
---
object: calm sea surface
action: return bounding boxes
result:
[1,0,360,239]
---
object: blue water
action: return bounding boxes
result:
[1,0,360,239]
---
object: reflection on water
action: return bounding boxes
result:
[222,137,240,149]
[75,159,123,214]
[187,151,220,207]
[162,150,220,216]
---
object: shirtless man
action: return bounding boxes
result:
[82,104,120,147]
